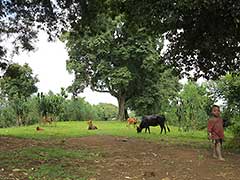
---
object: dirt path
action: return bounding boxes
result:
[0,135,240,180]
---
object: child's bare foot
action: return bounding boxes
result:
[213,154,218,159]
[218,157,225,161]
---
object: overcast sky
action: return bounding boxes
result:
[11,32,118,106]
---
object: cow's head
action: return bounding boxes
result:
[136,126,142,133]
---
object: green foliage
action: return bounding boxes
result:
[0,89,118,127]
[119,0,240,79]
[23,97,41,125]
[64,13,164,120]
[0,63,38,125]
[128,68,181,116]
[175,81,212,131]
[60,97,97,121]
[216,74,240,112]
[94,103,118,120]
[211,74,240,140]
[0,0,96,61]
[0,63,38,99]
[231,116,240,137]
[37,91,66,121]
[0,102,16,128]
[0,97,40,128]
[2,0,240,81]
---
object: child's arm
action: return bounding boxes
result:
[207,119,213,139]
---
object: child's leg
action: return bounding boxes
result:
[216,141,225,161]
[213,143,217,158]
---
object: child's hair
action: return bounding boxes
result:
[212,104,220,110]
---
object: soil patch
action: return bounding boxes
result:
[0,135,239,180]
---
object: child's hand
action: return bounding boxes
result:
[208,133,211,140]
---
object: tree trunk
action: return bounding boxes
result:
[118,95,126,120]
[17,115,22,126]
[125,108,129,120]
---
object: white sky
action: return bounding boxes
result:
[11,32,118,106]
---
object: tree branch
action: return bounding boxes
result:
[91,88,110,93]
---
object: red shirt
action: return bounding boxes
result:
[207,117,224,139]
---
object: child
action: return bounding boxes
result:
[207,105,225,161]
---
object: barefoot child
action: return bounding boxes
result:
[207,105,225,161]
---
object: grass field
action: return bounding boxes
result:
[0,121,235,180]
[0,121,233,145]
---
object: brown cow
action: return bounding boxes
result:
[36,126,44,131]
[87,120,98,130]
[127,117,138,127]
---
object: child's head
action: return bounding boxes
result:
[211,105,220,117]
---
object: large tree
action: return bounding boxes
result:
[64,14,164,120]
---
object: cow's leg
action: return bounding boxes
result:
[160,125,163,134]
[163,125,166,134]
[147,127,150,134]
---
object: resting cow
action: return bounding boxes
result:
[137,115,170,134]
[87,120,98,130]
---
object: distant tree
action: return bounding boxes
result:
[177,81,211,131]
[37,91,66,122]
[60,97,97,121]
[94,103,118,121]
[0,63,38,125]
[215,74,240,112]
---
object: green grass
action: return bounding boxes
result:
[0,121,232,141]
[0,145,101,180]
[0,121,231,138]
[0,121,233,145]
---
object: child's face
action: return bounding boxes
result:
[211,106,220,117]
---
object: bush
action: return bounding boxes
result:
[0,105,16,128]
[59,98,98,121]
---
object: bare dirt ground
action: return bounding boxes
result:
[0,135,240,180]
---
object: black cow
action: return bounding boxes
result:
[136,115,170,134]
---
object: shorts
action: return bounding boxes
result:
[212,139,223,145]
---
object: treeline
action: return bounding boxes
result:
[0,91,118,128]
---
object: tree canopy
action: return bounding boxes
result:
[0,0,106,68]
[0,63,38,100]
[1,0,240,79]
[117,0,240,79]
